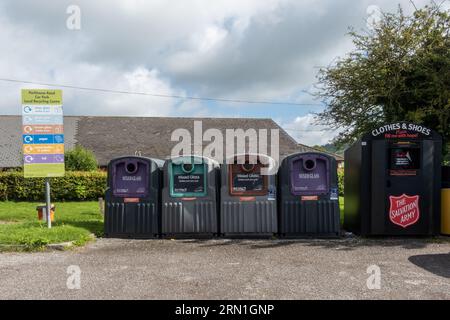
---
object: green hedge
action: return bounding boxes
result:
[0,171,107,201]
[338,169,344,196]
[0,169,343,200]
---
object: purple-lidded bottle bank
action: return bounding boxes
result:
[278,152,341,237]
[104,156,164,238]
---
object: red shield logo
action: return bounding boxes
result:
[389,194,420,228]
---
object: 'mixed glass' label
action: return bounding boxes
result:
[173,174,205,194]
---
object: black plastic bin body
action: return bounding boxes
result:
[161,155,219,237]
[344,122,442,236]
[104,156,163,238]
[278,152,340,237]
[220,154,278,236]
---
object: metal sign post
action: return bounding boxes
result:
[21,89,64,228]
[45,178,51,228]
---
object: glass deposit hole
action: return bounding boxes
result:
[304,159,316,171]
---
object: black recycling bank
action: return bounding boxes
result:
[344,122,442,236]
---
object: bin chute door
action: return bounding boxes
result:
[229,161,268,196]
[290,155,329,196]
[170,160,207,197]
[112,159,149,198]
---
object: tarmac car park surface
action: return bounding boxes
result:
[0,237,449,299]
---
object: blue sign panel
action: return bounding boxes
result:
[23,134,65,144]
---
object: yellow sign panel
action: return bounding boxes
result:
[21,89,62,105]
[23,144,65,155]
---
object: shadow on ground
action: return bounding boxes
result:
[408,252,450,278]
[178,236,450,251]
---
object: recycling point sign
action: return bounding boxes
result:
[22,89,65,178]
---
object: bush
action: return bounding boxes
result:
[65,145,98,171]
[338,169,344,196]
[0,182,7,200]
[0,171,107,201]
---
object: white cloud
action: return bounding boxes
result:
[281,113,342,146]
[0,9,181,116]
[0,0,443,117]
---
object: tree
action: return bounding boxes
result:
[313,143,347,156]
[316,4,450,161]
[65,145,98,171]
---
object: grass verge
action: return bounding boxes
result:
[0,201,102,252]
[0,197,345,251]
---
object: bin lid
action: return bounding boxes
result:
[226,153,277,175]
[36,204,55,209]
[167,155,219,167]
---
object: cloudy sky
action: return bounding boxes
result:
[0,0,444,145]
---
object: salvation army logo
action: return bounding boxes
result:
[389,194,420,228]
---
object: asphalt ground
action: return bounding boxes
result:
[0,238,449,299]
